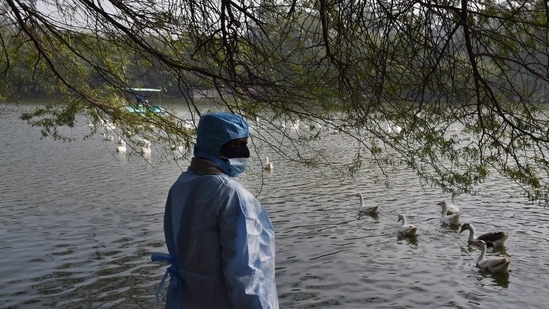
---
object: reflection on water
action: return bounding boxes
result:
[1,103,548,308]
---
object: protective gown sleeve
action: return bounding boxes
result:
[218,180,278,309]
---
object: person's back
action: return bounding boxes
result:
[156,112,278,309]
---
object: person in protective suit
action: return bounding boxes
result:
[155,112,279,308]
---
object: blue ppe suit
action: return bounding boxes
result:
[157,112,279,309]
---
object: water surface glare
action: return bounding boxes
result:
[1,103,548,308]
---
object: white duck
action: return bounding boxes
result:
[170,144,184,152]
[116,139,127,153]
[439,201,460,226]
[102,131,114,141]
[460,223,509,248]
[355,193,380,215]
[264,157,274,171]
[100,119,116,131]
[386,122,402,134]
[141,142,151,155]
[476,240,511,274]
[436,193,460,215]
[397,214,418,237]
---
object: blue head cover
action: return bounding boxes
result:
[194,112,249,177]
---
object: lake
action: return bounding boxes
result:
[1,102,548,308]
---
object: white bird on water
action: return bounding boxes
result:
[100,119,116,131]
[397,214,419,237]
[141,142,151,155]
[436,193,460,215]
[354,193,380,215]
[438,201,461,226]
[116,139,127,154]
[386,122,402,135]
[476,240,511,274]
[102,132,114,141]
[264,157,274,171]
[460,223,509,248]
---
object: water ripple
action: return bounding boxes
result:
[1,104,548,308]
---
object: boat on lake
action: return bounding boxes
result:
[122,88,166,114]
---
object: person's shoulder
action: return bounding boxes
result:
[229,181,256,200]
[219,176,245,191]
[207,176,249,195]
[175,171,230,187]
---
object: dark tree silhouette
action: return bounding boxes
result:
[2,0,549,203]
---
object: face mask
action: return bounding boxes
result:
[228,157,248,175]
[220,144,250,159]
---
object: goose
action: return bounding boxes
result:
[355,193,380,215]
[136,137,149,146]
[386,123,402,134]
[460,223,509,248]
[264,157,274,171]
[439,201,460,226]
[116,139,127,153]
[141,142,151,155]
[476,240,511,274]
[171,144,184,154]
[397,214,418,237]
[436,193,460,215]
[102,132,114,141]
[328,126,339,135]
[101,119,116,131]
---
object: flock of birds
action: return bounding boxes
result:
[97,119,276,169]
[90,119,155,156]
[98,128,152,156]
[94,115,510,275]
[355,192,512,274]
[111,135,151,156]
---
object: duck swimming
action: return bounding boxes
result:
[438,201,460,226]
[116,139,127,153]
[397,214,418,237]
[476,240,511,274]
[436,196,460,215]
[460,223,509,248]
[355,193,380,215]
[264,157,274,171]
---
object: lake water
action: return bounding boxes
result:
[1,102,548,308]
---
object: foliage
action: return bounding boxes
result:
[2,0,549,204]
